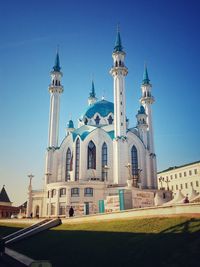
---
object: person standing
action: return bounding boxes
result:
[69,206,74,217]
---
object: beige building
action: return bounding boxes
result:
[157,161,200,197]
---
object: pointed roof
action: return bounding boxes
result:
[142,64,150,85]
[89,80,96,98]
[0,186,11,203]
[53,51,61,72]
[113,28,123,52]
[138,105,146,115]
[67,119,74,129]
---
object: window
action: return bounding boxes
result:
[60,188,66,197]
[121,101,122,105]
[189,170,192,176]
[131,146,138,176]
[184,172,186,177]
[185,183,188,189]
[175,174,177,179]
[179,173,182,178]
[51,189,56,198]
[75,139,80,181]
[163,193,166,199]
[108,115,113,125]
[196,181,199,187]
[194,169,198,175]
[170,175,173,180]
[176,185,178,190]
[121,123,123,126]
[66,148,72,181]
[95,115,100,125]
[84,188,93,197]
[88,141,96,169]
[171,185,173,191]
[180,184,183,189]
[190,182,193,186]
[102,142,108,181]
[59,203,66,215]
[51,203,56,215]
[84,118,88,125]
[47,191,50,198]
[71,188,79,197]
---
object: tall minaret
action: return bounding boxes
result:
[48,51,64,148]
[110,29,128,185]
[88,80,97,106]
[140,65,157,188]
[110,29,128,137]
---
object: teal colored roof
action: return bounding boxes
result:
[114,31,123,52]
[89,81,96,98]
[67,120,74,128]
[0,186,11,203]
[83,100,114,119]
[71,125,114,141]
[142,65,150,85]
[138,106,146,114]
[53,52,61,72]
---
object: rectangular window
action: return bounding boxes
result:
[51,189,56,198]
[59,203,66,215]
[189,170,192,176]
[60,188,66,197]
[171,185,173,191]
[185,183,188,189]
[71,188,79,197]
[184,172,186,177]
[196,181,199,187]
[191,182,193,186]
[179,173,182,178]
[84,188,93,197]
[170,175,173,180]
[194,169,198,175]
[176,185,178,190]
[180,184,183,189]
[175,174,177,179]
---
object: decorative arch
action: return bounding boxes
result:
[102,142,108,181]
[66,148,71,181]
[75,138,80,181]
[131,145,138,176]
[87,141,96,169]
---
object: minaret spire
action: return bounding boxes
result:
[142,64,150,85]
[88,80,97,106]
[114,25,123,52]
[53,47,61,72]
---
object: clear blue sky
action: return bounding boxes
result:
[0,0,200,205]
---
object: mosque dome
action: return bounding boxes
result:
[83,100,114,119]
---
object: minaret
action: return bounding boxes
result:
[136,105,148,148]
[110,28,128,137]
[110,29,128,185]
[140,65,157,188]
[88,80,97,106]
[48,51,64,148]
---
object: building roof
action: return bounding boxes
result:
[83,99,114,119]
[72,124,114,141]
[114,30,123,52]
[0,186,11,203]
[158,160,200,174]
[138,105,146,114]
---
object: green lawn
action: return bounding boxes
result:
[1,217,200,267]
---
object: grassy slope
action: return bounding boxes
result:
[1,217,200,267]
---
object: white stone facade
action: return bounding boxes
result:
[157,161,200,198]
[28,32,158,217]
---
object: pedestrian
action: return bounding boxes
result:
[184,195,189,203]
[69,206,74,217]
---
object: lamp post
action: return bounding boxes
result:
[103,165,109,182]
[158,176,164,190]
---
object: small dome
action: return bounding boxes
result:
[83,100,114,119]
[138,106,146,115]
[67,120,74,128]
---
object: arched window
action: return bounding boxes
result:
[75,139,80,181]
[108,115,113,125]
[60,188,66,197]
[115,61,118,67]
[51,189,56,198]
[84,118,88,125]
[102,142,108,181]
[95,115,100,125]
[66,148,71,181]
[88,141,96,169]
[131,145,138,176]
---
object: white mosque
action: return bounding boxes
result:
[27,31,165,218]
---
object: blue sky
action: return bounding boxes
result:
[0,0,200,205]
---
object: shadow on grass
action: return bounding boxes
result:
[6,218,200,267]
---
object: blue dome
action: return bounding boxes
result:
[84,100,114,119]
[67,119,74,128]
[138,106,146,114]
